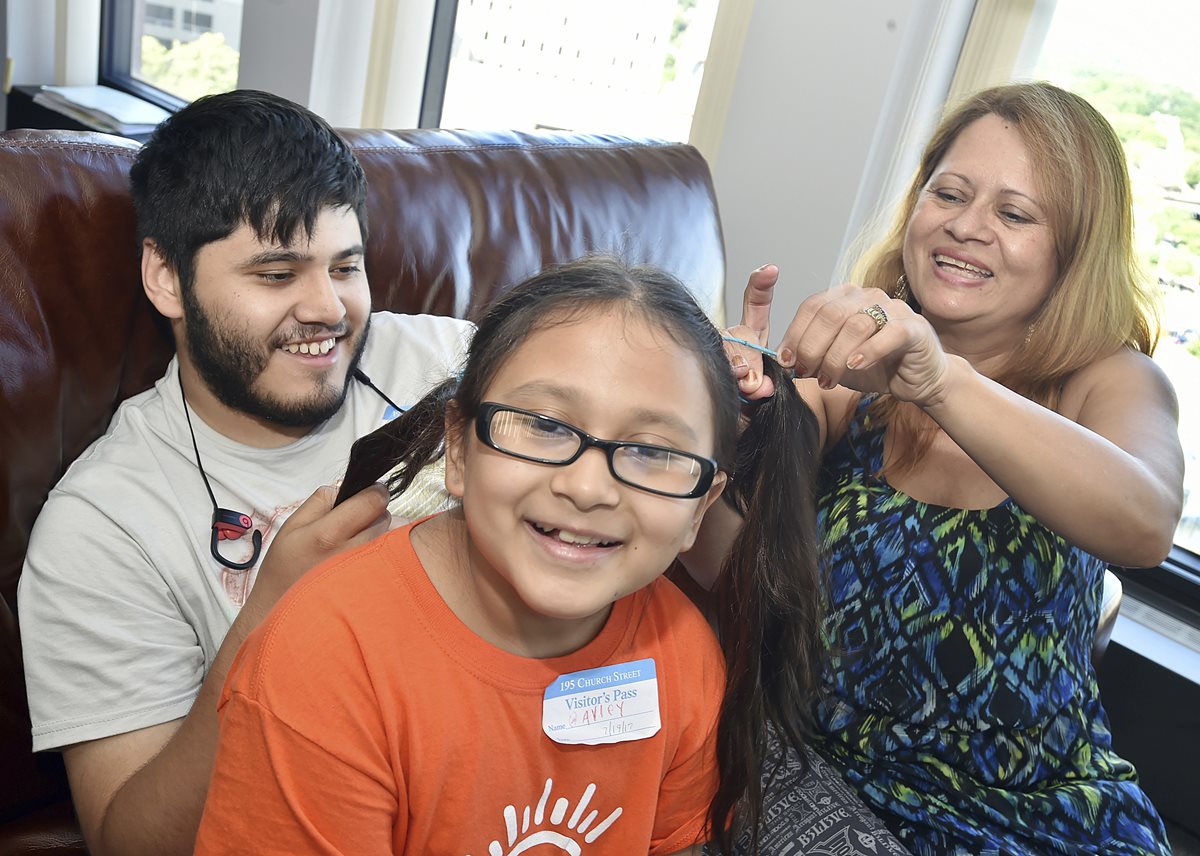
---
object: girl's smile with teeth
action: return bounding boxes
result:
[531,521,620,548]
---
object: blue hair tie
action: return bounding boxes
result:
[724,335,791,404]
[721,334,780,361]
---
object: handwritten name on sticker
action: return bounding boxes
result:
[543,659,661,746]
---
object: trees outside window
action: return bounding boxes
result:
[102,0,241,107]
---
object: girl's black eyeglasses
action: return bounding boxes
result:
[474,402,718,499]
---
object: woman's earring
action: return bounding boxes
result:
[894,273,910,302]
[1024,321,1037,346]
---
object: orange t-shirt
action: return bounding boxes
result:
[195,520,725,855]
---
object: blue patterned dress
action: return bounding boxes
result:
[811,397,1171,855]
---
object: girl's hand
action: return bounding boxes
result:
[777,283,951,409]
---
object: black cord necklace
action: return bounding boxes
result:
[352,367,402,413]
[180,376,263,571]
[181,367,397,571]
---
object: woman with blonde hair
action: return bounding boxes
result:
[722,82,1183,854]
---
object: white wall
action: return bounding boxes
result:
[0,0,5,127]
[237,0,433,129]
[307,0,377,127]
[6,0,56,86]
[236,0,322,107]
[710,0,917,336]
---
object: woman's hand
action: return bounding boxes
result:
[777,283,951,409]
[724,268,952,410]
[724,264,779,401]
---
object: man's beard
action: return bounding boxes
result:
[181,288,370,429]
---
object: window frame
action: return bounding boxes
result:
[99,0,189,113]
[418,0,458,128]
[1119,547,1200,619]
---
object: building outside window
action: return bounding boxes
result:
[437,0,719,141]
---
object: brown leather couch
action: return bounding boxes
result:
[0,127,726,853]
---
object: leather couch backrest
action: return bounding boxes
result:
[0,127,725,823]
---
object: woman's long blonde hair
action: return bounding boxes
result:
[854,81,1159,470]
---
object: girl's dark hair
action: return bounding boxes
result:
[381,256,820,852]
[709,355,821,853]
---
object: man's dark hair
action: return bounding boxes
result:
[129,89,369,292]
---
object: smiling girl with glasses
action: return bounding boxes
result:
[195,256,840,855]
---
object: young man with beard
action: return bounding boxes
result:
[17,90,472,856]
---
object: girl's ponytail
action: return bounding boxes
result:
[379,377,459,498]
[708,359,823,854]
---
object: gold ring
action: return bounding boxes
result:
[859,303,888,333]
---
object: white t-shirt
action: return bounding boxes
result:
[18,311,472,751]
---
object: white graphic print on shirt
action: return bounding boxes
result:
[467,777,623,855]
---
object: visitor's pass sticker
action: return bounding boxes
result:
[543,658,661,745]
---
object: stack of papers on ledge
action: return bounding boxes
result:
[33,85,170,136]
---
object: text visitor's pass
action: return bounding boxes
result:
[542,659,661,746]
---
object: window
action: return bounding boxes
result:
[100,0,242,109]
[426,0,719,141]
[144,3,174,28]
[1033,0,1200,560]
[1030,0,1200,612]
[181,11,214,33]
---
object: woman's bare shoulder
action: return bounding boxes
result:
[1060,347,1177,419]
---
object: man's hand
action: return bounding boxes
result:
[244,482,391,612]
